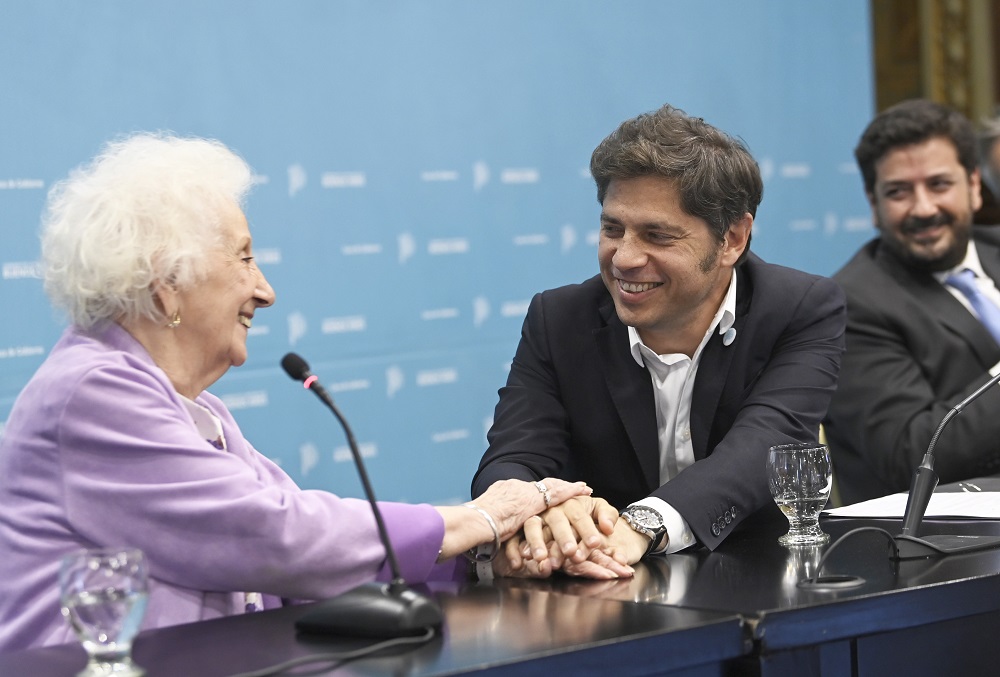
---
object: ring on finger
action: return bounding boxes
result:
[533,481,548,493]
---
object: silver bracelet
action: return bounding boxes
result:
[462,502,500,562]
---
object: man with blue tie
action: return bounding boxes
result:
[825,99,1000,504]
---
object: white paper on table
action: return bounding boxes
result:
[823,492,1000,519]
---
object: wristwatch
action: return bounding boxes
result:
[621,505,667,558]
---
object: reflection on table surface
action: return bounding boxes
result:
[534,507,1000,616]
[9,495,1000,676]
[0,576,744,677]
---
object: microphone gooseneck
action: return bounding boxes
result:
[281,352,442,637]
[281,353,405,589]
[894,370,1000,558]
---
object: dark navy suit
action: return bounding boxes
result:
[473,253,846,550]
[825,227,1000,504]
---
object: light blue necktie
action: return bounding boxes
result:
[945,268,1000,345]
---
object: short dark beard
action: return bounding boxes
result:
[878,213,970,273]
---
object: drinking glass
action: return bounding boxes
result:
[767,442,832,546]
[59,547,149,677]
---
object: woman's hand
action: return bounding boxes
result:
[473,478,593,541]
[435,477,591,561]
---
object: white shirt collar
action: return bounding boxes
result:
[933,240,986,282]
[179,394,228,451]
[628,269,738,366]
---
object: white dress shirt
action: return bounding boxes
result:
[626,271,737,554]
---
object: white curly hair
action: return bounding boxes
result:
[41,132,254,329]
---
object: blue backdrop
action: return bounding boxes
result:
[0,1,875,505]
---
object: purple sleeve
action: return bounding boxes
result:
[57,361,447,600]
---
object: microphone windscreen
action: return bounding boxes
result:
[281,352,310,381]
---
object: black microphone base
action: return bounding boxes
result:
[892,533,1000,559]
[295,583,443,638]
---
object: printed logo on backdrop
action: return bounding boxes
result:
[295,439,379,473]
[421,307,458,322]
[500,168,539,184]
[254,248,281,265]
[321,171,366,188]
[288,164,307,197]
[299,442,378,468]
[420,169,458,183]
[561,225,578,253]
[428,238,469,255]
[385,365,458,398]
[826,213,873,235]
[472,296,490,328]
[2,261,42,279]
[300,442,319,476]
[780,162,811,179]
[342,242,382,256]
[288,312,308,346]
[416,367,457,387]
[386,365,405,399]
[398,233,416,264]
[500,300,530,319]
[0,345,44,359]
[334,441,376,462]
[514,233,548,247]
[220,390,269,410]
[431,428,468,444]
[0,178,44,190]
[321,315,366,335]
[473,162,490,191]
[329,378,369,394]
[787,213,872,235]
[843,216,872,232]
[759,158,775,182]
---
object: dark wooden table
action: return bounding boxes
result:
[7,489,1000,677]
[539,505,1000,676]
[0,580,747,677]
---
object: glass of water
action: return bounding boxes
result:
[59,547,149,676]
[767,442,832,546]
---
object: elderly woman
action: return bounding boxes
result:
[0,133,593,652]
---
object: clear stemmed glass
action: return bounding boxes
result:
[59,547,149,676]
[767,442,833,546]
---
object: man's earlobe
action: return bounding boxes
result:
[725,213,752,261]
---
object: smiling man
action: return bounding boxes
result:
[825,99,1000,504]
[472,104,846,572]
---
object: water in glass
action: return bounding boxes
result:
[767,442,832,546]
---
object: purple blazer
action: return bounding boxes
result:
[0,324,461,652]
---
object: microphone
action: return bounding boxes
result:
[893,370,1000,558]
[280,352,443,636]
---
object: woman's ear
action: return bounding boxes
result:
[151,280,179,320]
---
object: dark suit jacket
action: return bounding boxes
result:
[824,227,1000,505]
[472,254,846,550]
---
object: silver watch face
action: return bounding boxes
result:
[627,506,663,530]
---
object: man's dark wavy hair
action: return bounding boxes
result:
[590,104,762,265]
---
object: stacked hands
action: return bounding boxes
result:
[465,478,651,580]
